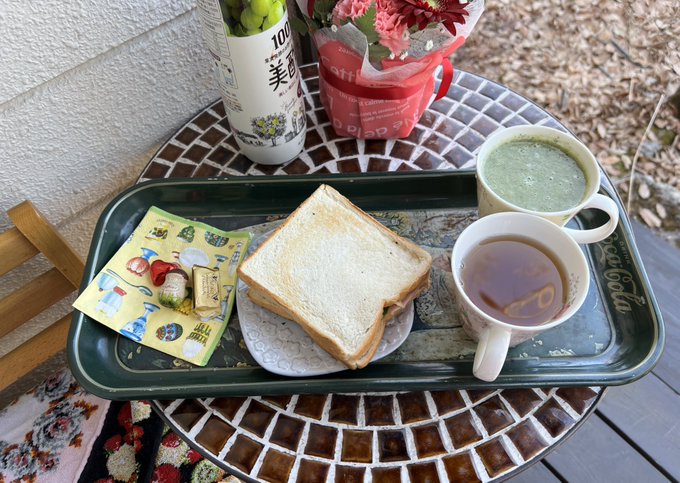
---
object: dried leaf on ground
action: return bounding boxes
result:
[655,202,667,219]
[639,207,662,228]
[638,182,651,199]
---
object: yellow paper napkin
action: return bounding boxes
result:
[73,206,252,366]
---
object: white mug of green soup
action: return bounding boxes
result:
[451,212,590,382]
[476,125,619,244]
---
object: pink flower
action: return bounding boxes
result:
[333,0,410,56]
[333,0,374,23]
[376,0,399,14]
[375,10,409,55]
[332,0,352,22]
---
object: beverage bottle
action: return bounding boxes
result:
[196,0,306,165]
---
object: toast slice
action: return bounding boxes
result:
[237,184,432,369]
[246,287,387,368]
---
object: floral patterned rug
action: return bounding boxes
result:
[0,369,232,482]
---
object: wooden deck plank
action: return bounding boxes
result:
[543,415,668,482]
[596,374,680,480]
[631,221,680,289]
[631,221,680,392]
[506,462,560,482]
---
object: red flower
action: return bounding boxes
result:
[187,449,202,465]
[95,478,115,483]
[117,403,133,431]
[124,425,145,444]
[396,0,469,35]
[152,464,181,483]
[104,434,123,453]
[133,439,143,453]
[161,432,181,448]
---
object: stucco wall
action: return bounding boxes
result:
[1,1,220,255]
[0,1,221,367]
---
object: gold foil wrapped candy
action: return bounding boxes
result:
[192,265,221,318]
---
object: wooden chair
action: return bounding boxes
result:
[0,201,84,391]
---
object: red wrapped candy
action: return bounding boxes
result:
[150,260,181,286]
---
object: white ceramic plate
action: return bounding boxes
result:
[235,230,414,376]
[236,282,414,376]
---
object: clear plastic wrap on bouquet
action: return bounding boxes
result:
[297,0,484,139]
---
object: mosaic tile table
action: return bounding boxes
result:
[140,65,603,482]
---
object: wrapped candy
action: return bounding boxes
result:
[158,268,189,309]
[192,265,222,318]
[150,260,182,286]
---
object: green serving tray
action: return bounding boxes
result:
[68,171,665,400]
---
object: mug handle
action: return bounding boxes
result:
[563,193,620,244]
[473,326,512,382]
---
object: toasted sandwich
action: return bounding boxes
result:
[237,184,432,369]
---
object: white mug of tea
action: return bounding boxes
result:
[476,125,619,244]
[451,212,590,382]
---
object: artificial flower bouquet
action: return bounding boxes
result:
[293,0,484,138]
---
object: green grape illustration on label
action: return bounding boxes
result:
[220,0,286,36]
[196,0,306,165]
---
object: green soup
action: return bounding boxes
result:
[483,139,587,212]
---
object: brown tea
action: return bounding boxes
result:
[460,236,566,326]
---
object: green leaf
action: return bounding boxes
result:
[368,44,391,63]
[354,6,378,44]
[289,15,310,34]
[313,0,335,22]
